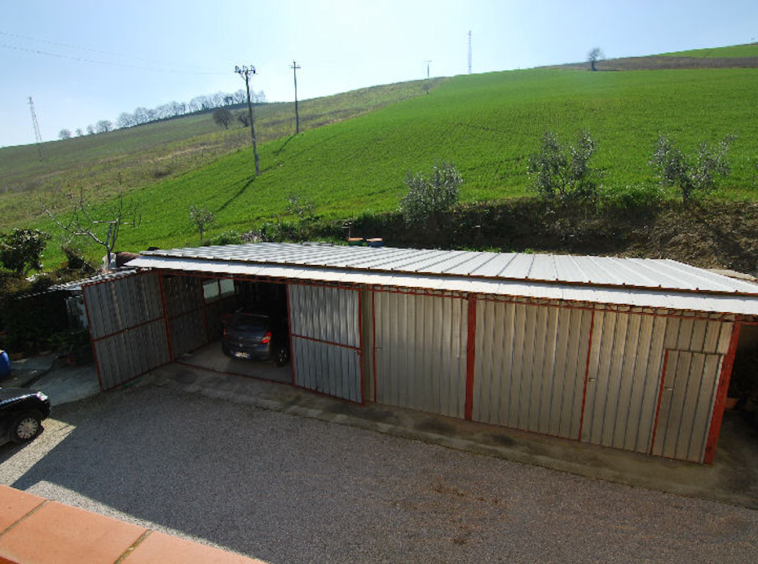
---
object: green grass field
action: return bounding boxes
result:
[3,45,758,267]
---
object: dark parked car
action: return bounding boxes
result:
[0,388,51,444]
[222,311,290,366]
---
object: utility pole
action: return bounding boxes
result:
[234,65,260,176]
[468,30,472,74]
[424,60,431,94]
[291,60,301,134]
[28,96,43,161]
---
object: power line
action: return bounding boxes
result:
[0,40,226,75]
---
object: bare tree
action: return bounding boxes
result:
[86,125,95,135]
[75,128,84,137]
[45,189,140,271]
[587,47,604,71]
[58,129,72,140]
[95,120,112,134]
[212,107,233,129]
[117,112,135,129]
[236,110,250,128]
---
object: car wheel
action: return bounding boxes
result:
[275,345,290,367]
[10,412,42,443]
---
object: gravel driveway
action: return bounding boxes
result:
[1,382,757,564]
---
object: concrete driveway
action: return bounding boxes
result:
[1,372,757,564]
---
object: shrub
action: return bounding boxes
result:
[399,162,462,225]
[0,228,51,277]
[650,133,735,204]
[527,130,600,203]
[209,230,243,246]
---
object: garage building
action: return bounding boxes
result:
[80,243,758,464]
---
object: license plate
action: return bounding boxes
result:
[233,351,251,359]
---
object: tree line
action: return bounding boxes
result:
[58,88,266,140]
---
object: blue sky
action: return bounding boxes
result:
[2,0,757,147]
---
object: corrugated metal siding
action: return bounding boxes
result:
[85,272,164,339]
[472,300,592,439]
[291,337,361,402]
[289,284,362,402]
[163,276,207,357]
[82,272,170,390]
[581,313,732,460]
[374,292,467,418]
[93,322,170,390]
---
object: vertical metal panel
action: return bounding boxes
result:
[163,276,207,357]
[374,291,467,418]
[288,284,362,402]
[583,311,670,452]
[652,351,723,462]
[83,272,170,391]
[472,301,591,439]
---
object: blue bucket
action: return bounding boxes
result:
[0,350,10,379]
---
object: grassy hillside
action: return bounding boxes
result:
[662,43,758,58]
[0,78,445,227]
[27,64,758,265]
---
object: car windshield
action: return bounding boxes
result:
[229,314,268,332]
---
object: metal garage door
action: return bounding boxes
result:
[374,291,467,418]
[472,300,593,439]
[650,351,723,462]
[83,271,170,391]
[288,284,363,403]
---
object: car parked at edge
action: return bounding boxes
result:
[0,387,51,444]
[222,310,290,366]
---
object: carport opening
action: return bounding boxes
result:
[730,324,758,412]
[174,276,292,384]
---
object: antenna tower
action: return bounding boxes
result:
[28,96,43,160]
[424,60,432,94]
[468,31,472,74]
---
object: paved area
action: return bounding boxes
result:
[177,342,292,384]
[1,353,99,407]
[1,369,757,563]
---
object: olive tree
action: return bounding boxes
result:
[399,162,462,225]
[527,130,600,203]
[650,134,735,205]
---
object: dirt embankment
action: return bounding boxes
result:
[344,199,758,275]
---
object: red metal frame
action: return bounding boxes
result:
[372,291,377,402]
[576,309,595,441]
[649,349,671,456]
[465,295,477,421]
[80,282,104,391]
[358,291,365,403]
[290,333,361,351]
[157,273,175,361]
[285,283,296,387]
[703,321,742,464]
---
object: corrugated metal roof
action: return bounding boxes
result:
[127,243,758,315]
